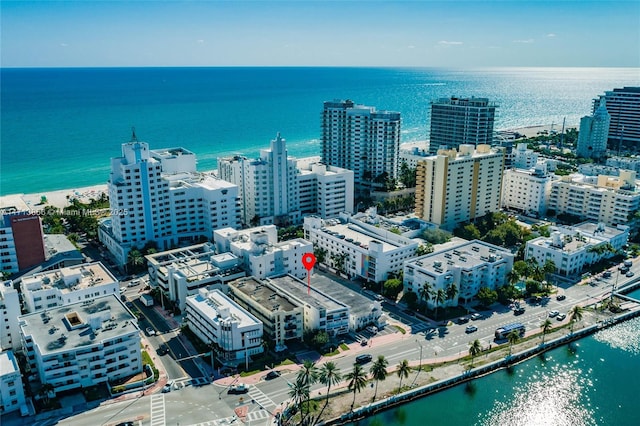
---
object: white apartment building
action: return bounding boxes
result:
[549,171,640,227]
[146,243,245,311]
[321,100,401,192]
[512,143,539,170]
[218,135,354,227]
[227,277,303,352]
[99,134,241,265]
[415,144,505,230]
[214,225,312,281]
[0,281,21,351]
[399,146,430,170]
[184,289,263,366]
[304,214,419,283]
[606,156,640,173]
[267,275,350,336]
[525,222,629,277]
[428,97,497,154]
[20,262,119,313]
[578,164,620,177]
[577,98,610,159]
[404,240,514,306]
[20,294,142,392]
[0,350,26,415]
[501,165,553,216]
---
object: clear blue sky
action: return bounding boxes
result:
[2,0,639,68]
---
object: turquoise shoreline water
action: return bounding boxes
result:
[1,67,639,195]
[350,287,640,426]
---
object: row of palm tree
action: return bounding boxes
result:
[417,282,458,319]
[287,356,413,425]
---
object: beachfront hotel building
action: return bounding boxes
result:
[19,294,142,393]
[0,281,21,351]
[0,199,46,275]
[145,243,245,311]
[184,288,263,366]
[404,240,513,306]
[227,276,303,352]
[525,222,629,277]
[593,87,640,151]
[0,350,27,415]
[218,134,353,226]
[415,144,505,230]
[20,262,119,313]
[428,96,497,154]
[577,98,610,159]
[501,165,554,216]
[548,171,640,228]
[99,132,241,265]
[321,100,401,193]
[303,214,419,283]
[213,225,312,280]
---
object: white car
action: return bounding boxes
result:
[548,310,559,317]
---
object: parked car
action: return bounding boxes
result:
[355,354,373,364]
[360,338,368,346]
[228,383,249,394]
[556,294,566,301]
[626,271,635,278]
[162,381,173,393]
[603,271,612,278]
[366,325,378,334]
[514,307,526,315]
[265,371,281,380]
[157,344,169,355]
[128,279,141,287]
[470,313,483,320]
[556,313,567,321]
[145,327,156,336]
[548,310,559,317]
[465,325,478,333]
[457,317,470,324]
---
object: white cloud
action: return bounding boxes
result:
[547,33,556,38]
[513,39,535,44]
[438,40,463,46]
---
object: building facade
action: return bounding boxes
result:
[146,243,245,311]
[227,277,303,352]
[501,165,553,216]
[577,98,610,159]
[0,281,22,351]
[428,97,497,154]
[303,214,419,283]
[19,294,142,393]
[20,262,119,313]
[214,225,312,281]
[99,133,241,265]
[512,143,539,170]
[0,202,46,274]
[415,144,505,230]
[593,86,640,151]
[403,240,514,306]
[321,100,401,192]
[525,222,629,277]
[184,289,263,366]
[0,350,27,415]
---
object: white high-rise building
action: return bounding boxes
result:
[501,165,553,216]
[428,97,497,154]
[0,350,27,415]
[321,100,400,192]
[415,145,505,230]
[577,98,610,158]
[0,281,21,351]
[218,134,353,226]
[99,132,241,265]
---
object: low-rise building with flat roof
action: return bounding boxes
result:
[266,275,350,336]
[0,350,26,415]
[525,222,629,277]
[184,289,263,366]
[227,277,303,352]
[21,262,119,313]
[303,214,418,283]
[146,242,245,311]
[19,294,141,393]
[214,225,313,280]
[404,240,514,306]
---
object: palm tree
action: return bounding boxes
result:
[369,355,389,402]
[418,283,433,308]
[445,282,458,305]
[433,288,446,320]
[541,319,553,345]
[39,382,55,405]
[296,359,318,423]
[288,380,310,424]
[507,330,520,356]
[468,339,482,367]
[569,305,585,333]
[127,249,144,272]
[315,361,342,422]
[395,359,411,394]
[345,363,368,411]
[507,270,520,286]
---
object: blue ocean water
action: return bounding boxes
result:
[1,67,639,195]
[352,288,640,426]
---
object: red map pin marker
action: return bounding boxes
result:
[302,253,316,294]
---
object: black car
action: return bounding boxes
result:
[265,370,281,380]
[457,317,470,324]
[556,294,566,301]
[116,422,134,426]
[514,307,526,315]
[157,344,169,355]
[355,354,373,364]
